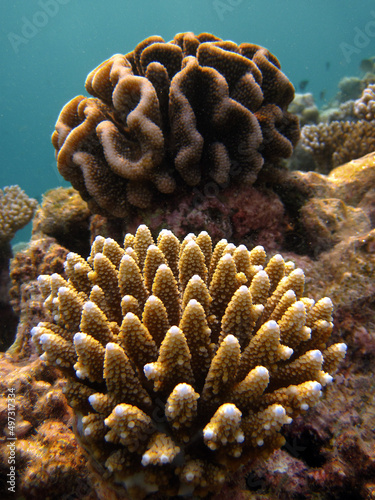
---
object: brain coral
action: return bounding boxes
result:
[32,225,345,498]
[52,32,300,217]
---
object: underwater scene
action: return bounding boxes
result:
[1,1,375,499]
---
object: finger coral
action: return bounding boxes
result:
[33,225,345,498]
[52,32,300,218]
[0,185,37,244]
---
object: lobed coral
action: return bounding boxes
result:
[52,32,300,218]
[0,185,37,245]
[32,224,345,498]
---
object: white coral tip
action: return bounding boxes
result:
[73,332,86,344]
[141,453,150,466]
[336,343,347,353]
[83,301,96,312]
[224,334,238,345]
[203,427,214,440]
[310,350,323,362]
[144,363,156,378]
[188,299,198,306]
[115,405,126,417]
[273,405,286,417]
[169,326,181,335]
[88,394,98,406]
[266,320,278,331]
[255,366,269,377]
[39,333,51,344]
[175,383,191,397]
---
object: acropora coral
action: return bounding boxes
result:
[32,224,346,498]
[52,32,300,218]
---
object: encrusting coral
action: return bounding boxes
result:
[31,224,346,498]
[52,32,300,218]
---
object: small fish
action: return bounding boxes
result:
[325,61,331,71]
[319,90,326,101]
[299,80,309,91]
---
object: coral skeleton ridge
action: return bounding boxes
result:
[52,32,300,217]
[32,224,346,498]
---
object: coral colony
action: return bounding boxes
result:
[4,30,370,500]
[32,224,346,498]
[51,32,299,218]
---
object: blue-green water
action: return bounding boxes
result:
[1,0,375,241]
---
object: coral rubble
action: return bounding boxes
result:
[52,32,300,218]
[32,224,345,498]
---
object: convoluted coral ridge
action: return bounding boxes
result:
[32,225,345,498]
[52,32,300,217]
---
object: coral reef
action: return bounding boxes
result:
[0,355,91,500]
[300,119,375,173]
[299,82,375,173]
[0,186,37,246]
[52,32,300,218]
[274,151,375,256]
[289,93,319,126]
[141,185,288,252]
[32,224,345,498]
[354,83,375,121]
[7,237,69,357]
[0,186,38,350]
[32,187,91,256]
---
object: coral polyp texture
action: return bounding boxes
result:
[31,224,346,498]
[52,32,300,217]
[0,185,37,244]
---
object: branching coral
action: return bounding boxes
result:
[354,83,375,121]
[300,119,375,173]
[0,185,37,244]
[32,225,346,498]
[52,32,300,217]
[300,83,375,173]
